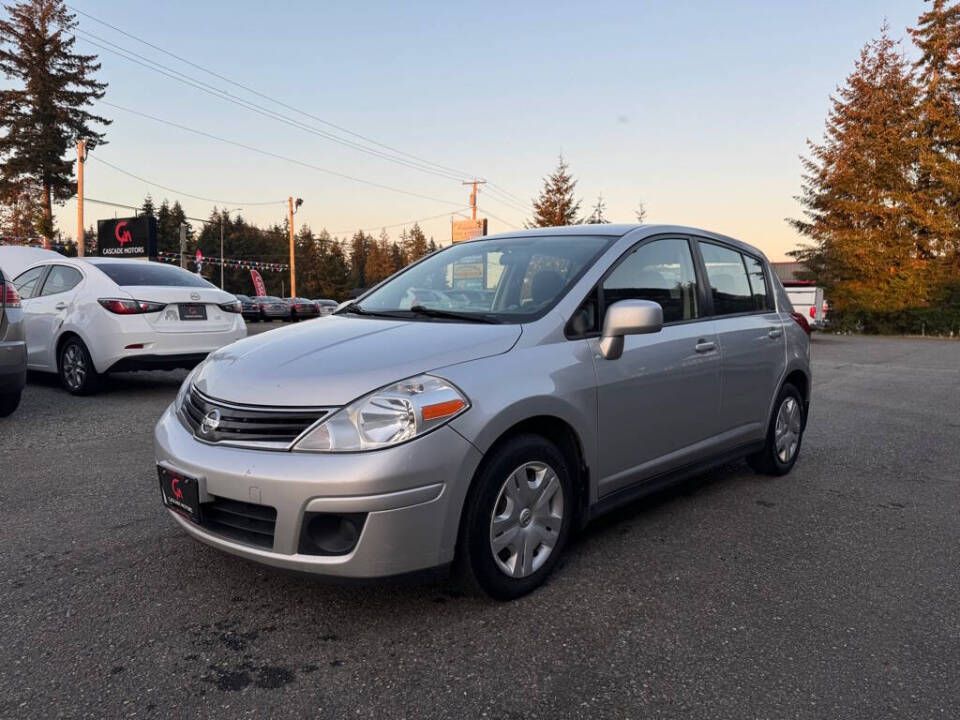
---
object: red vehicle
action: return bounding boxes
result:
[284,297,320,322]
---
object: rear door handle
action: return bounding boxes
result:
[55,302,68,311]
[768,327,783,339]
[695,340,717,354]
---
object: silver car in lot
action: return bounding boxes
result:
[155,225,811,600]
[0,266,27,416]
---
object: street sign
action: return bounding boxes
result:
[452,218,488,244]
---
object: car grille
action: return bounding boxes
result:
[200,496,277,549]
[181,385,331,450]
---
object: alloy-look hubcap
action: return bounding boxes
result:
[774,396,802,463]
[62,345,86,390]
[489,461,564,579]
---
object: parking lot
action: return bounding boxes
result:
[1,330,959,719]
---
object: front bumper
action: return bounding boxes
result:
[154,403,483,578]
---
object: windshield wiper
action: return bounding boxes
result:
[408,305,502,324]
[335,302,400,319]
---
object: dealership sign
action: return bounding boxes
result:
[451,218,488,244]
[97,216,158,258]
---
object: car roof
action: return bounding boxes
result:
[472,224,769,261]
[0,246,64,277]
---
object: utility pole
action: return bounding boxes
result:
[179,224,187,268]
[288,197,303,297]
[462,180,486,221]
[76,139,88,257]
[219,208,239,290]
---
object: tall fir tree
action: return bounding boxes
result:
[789,29,923,312]
[0,0,109,242]
[404,222,428,261]
[527,156,581,227]
[585,193,610,224]
[909,0,960,271]
[349,230,370,289]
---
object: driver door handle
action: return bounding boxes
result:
[55,302,68,311]
[768,327,783,339]
[695,340,717,354]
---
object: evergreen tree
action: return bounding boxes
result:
[527,156,582,227]
[585,193,610,224]
[0,179,40,237]
[404,222,428,261]
[789,29,923,312]
[365,228,395,284]
[635,201,647,223]
[427,238,438,254]
[390,241,405,272]
[349,230,370,289]
[909,0,960,268]
[0,0,109,242]
[141,194,156,218]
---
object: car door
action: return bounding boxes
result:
[589,237,723,496]
[13,265,51,367]
[697,241,785,444]
[24,264,84,370]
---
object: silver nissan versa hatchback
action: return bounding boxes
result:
[155,225,811,600]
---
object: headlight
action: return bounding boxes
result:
[175,362,204,409]
[293,374,469,452]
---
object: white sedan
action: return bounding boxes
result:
[12,257,246,394]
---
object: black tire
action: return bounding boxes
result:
[260,310,267,322]
[58,336,101,396]
[457,434,574,601]
[0,391,20,417]
[748,383,805,476]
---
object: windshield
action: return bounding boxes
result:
[352,234,613,323]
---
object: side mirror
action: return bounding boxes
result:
[599,299,663,360]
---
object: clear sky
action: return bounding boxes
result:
[54,0,923,260]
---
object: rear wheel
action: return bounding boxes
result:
[458,434,574,600]
[0,391,20,417]
[58,337,101,396]
[748,383,805,476]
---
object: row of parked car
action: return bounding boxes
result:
[234,295,338,323]
[0,246,342,411]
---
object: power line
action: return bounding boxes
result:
[66,6,531,199]
[329,208,472,236]
[73,30,469,183]
[88,156,285,207]
[98,100,466,208]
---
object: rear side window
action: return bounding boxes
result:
[603,238,700,324]
[742,255,772,311]
[94,262,214,288]
[699,242,754,315]
[13,266,46,299]
[40,265,83,296]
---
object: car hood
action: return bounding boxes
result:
[193,315,522,406]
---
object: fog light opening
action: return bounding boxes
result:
[298,513,367,556]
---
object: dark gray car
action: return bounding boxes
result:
[0,267,27,416]
[156,225,811,599]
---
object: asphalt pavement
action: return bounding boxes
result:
[1,329,959,719]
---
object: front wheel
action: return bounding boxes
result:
[748,383,805,476]
[59,337,101,396]
[458,434,574,601]
[0,391,21,417]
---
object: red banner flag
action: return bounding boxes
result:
[250,269,267,297]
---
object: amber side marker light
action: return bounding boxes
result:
[421,399,466,421]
